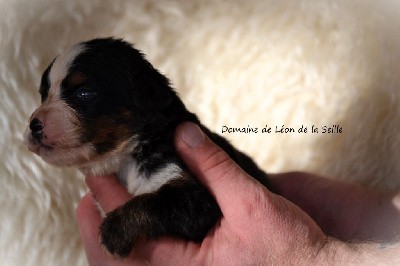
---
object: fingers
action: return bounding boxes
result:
[75,193,120,266]
[268,172,375,241]
[85,175,131,214]
[174,122,267,215]
[268,172,366,215]
[76,193,140,265]
[134,238,200,265]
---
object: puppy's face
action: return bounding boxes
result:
[25,38,173,168]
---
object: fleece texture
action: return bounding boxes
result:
[1,0,400,265]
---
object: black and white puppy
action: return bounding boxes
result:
[25,38,270,258]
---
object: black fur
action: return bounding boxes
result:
[40,38,271,257]
[101,178,221,257]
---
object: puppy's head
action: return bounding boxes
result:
[25,38,175,168]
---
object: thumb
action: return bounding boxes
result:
[175,122,266,214]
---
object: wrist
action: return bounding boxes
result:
[316,238,362,265]
[317,237,400,265]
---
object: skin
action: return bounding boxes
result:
[76,122,400,265]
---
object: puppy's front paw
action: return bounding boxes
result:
[100,208,139,258]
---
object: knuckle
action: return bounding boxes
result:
[200,148,239,181]
[239,186,270,220]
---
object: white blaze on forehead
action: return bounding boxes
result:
[49,43,85,91]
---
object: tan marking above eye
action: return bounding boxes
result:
[67,72,88,87]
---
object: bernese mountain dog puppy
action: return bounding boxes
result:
[24,38,270,258]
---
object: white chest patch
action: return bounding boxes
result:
[118,158,183,196]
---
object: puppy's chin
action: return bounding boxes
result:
[24,129,95,167]
[38,144,95,167]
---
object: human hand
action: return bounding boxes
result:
[270,172,400,243]
[76,122,400,265]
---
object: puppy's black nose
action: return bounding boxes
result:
[30,118,43,141]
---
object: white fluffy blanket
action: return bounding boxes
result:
[1,0,400,265]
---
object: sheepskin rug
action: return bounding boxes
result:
[1,0,400,265]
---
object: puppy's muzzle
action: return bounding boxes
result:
[29,118,43,142]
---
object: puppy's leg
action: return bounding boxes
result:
[100,177,221,258]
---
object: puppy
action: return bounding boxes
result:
[25,38,270,258]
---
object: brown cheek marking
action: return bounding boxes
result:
[85,110,134,154]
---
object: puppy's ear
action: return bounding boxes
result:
[131,68,175,110]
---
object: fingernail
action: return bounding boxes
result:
[181,122,205,148]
